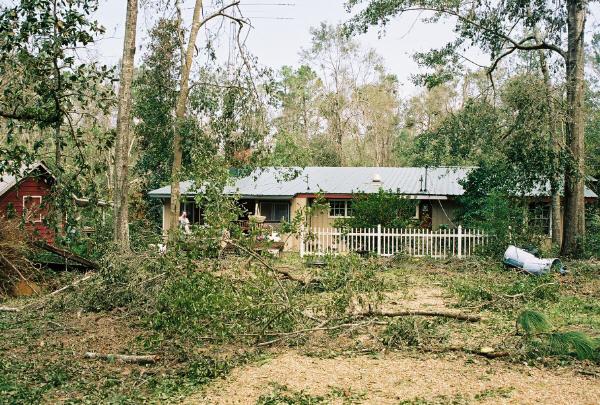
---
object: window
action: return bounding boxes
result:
[329,200,353,217]
[528,203,550,235]
[259,201,290,223]
[179,200,201,224]
[23,196,43,223]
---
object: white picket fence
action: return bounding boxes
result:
[300,225,488,259]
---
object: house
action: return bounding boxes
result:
[0,162,56,243]
[148,166,598,251]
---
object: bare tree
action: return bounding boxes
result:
[113,0,138,251]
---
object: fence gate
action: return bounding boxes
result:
[300,225,488,259]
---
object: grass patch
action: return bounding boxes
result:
[256,383,365,405]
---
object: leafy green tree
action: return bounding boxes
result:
[301,22,385,165]
[133,18,180,201]
[270,65,324,166]
[346,0,589,257]
[0,0,114,238]
[0,0,113,171]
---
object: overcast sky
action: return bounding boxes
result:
[92,0,600,95]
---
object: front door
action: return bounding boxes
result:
[419,201,433,229]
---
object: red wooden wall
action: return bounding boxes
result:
[0,176,55,244]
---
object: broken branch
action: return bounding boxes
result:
[84,352,158,364]
[226,240,312,286]
[358,309,482,322]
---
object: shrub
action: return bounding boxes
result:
[334,189,418,229]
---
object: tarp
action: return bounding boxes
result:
[503,245,566,275]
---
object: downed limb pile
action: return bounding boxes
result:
[84,352,158,364]
[256,307,483,347]
[0,273,96,313]
[0,218,41,295]
[226,240,313,285]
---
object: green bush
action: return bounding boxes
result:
[334,189,418,229]
[459,163,552,258]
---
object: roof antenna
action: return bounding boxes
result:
[419,175,424,193]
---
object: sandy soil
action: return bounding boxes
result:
[384,286,452,311]
[191,351,600,405]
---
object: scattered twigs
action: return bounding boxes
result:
[1,272,96,313]
[502,282,557,299]
[0,252,39,294]
[226,239,311,286]
[428,346,510,359]
[84,352,158,364]
[257,320,373,347]
[225,239,292,306]
[358,308,482,322]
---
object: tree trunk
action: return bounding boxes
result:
[537,48,562,246]
[112,0,138,252]
[169,0,204,234]
[561,0,587,257]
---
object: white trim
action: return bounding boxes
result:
[22,195,43,223]
[328,199,353,218]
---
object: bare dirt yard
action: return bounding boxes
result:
[1,256,599,404]
[198,350,600,404]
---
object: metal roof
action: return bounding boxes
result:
[148,166,598,199]
[0,161,54,198]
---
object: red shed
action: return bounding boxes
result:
[0,162,56,244]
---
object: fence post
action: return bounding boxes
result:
[377,224,382,256]
[457,225,463,258]
[299,224,305,258]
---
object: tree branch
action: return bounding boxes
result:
[199,1,246,29]
[361,6,567,59]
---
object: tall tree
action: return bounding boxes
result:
[0,0,113,225]
[301,22,384,165]
[168,0,244,234]
[113,0,138,251]
[346,0,589,256]
[133,18,180,226]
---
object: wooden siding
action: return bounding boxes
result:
[0,176,55,243]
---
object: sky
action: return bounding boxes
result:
[92,0,471,95]
[92,0,600,95]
